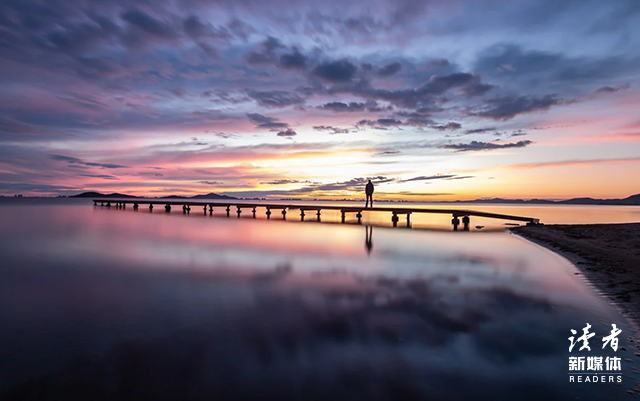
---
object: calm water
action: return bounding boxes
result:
[1,199,639,400]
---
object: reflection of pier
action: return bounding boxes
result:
[365,226,373,254]
[93,199,540,230]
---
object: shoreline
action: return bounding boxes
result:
[511,223,640,330]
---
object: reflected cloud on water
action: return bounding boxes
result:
[0,202,637,400]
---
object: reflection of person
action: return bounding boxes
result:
[365,179,374,208]
[365,226,373,255]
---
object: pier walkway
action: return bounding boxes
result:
[92,199,541,230]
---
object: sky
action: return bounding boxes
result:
[0,0,639,200]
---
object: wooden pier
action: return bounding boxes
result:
[92,199,541,230]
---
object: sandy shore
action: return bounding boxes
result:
[512,223,640,328]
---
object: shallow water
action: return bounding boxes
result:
[0,199,639,400]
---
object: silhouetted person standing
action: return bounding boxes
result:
[365,179,374,208]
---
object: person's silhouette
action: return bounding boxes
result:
[365,179,374,208]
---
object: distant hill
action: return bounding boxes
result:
[190,192,237,200]
[460,193,640,205]
[71,192,138,198]
[71,191,237,200]
[454,198,555,204]
[558,193,640,205]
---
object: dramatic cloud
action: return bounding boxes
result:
[213,132,237,139]
[441,140,533,152]
[312,60,358,82]
[313,125,351,134]
[261,179,315,185]
[475,95,562,120]
[596,84,630,94]
[432,122,462,131]
[319,101,381,112]
[245,36,282,65]
[247,113,289,129]
[277,128,298,137]
[347,72,494,109]
[50,155,127,169]
[248,90,305,108]
[357,118,403,129]
[465,127,497,134]
[0,0,638,197]
[475,44,640,92]
[374,150,401,156]
[279,49,308,70]
[79,174,119,180]
[399,175,456,182]
[377,62,402,77]
[398,174,473,183]
[305,176,395,192]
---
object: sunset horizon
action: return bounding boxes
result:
[1,0,639,200]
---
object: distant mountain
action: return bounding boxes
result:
[71,192,138,198]
[459,193,640,205]
[558,194,640,205]
[454,198,555,204]
[72,191,236,200]
[189,192,237,200]
[622,194,640,204]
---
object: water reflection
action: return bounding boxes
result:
[0,201,637,400]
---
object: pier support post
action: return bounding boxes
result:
[183,205,187,214]
[236,206,242,218]
[100,202,104,206]
[203,205,207,214]
[266,208,271,219]
[462,216,470,231]
[341,211,346,223]
[406,213,411,228]
[392,212,399,227]
[356,211,362,224]
[252,207,257,218]
[165,204,171,212]
[282,209,287,220]
[452,216,460,231]
[149,204,153,212]
[226,206,230,217]
[106,202,111,208]
[133,203,139,211]
[300,210,305,221]
[94,201,97,206]
[209,205,213,215]
[316,210,321,222]
[122,203,126,209]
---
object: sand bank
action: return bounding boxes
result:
[512,223,640,328]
